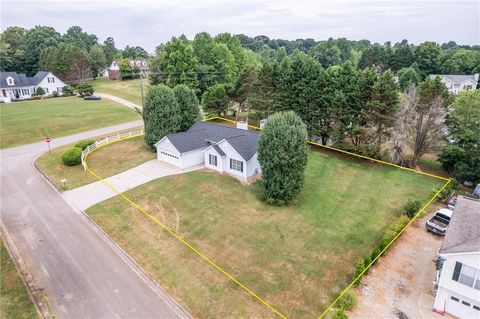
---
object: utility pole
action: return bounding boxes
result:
[139,73,144,108]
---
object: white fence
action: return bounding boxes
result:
[81,128,145,170]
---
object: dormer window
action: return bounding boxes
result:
[136,61,141,66]
[6,77,14,86]
[142,61,147,66]
[130,61,134,66]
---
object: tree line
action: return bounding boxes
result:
[148,32,479,184]
[0,25,149,82]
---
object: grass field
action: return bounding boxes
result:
[86,148,441,318]
[90,77,149,106]
[1,239,37,319]
[0,97,140,149]
[37,135,154,190]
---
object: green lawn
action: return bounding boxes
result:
[37,135,154,190]
[0,97,140,149]
[87,149,441,318]
[1,239,37,319]
[90,77,149,106]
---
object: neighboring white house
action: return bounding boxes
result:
[0,71,66,103]
[430,74,479,95]
[433,196,480,318]
[155,121,261,183]
[108,58,149,80]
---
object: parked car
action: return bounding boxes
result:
[84,95,101,100]
[425,208,453,235]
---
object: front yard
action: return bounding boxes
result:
[86,147,440,318]
[36,135,154,190]
[89,77,148,106]
[0,97,140,149]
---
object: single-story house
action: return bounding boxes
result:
[155,121,261,183]
[0,71,66,103]
[433,196,480,318]
[108,58,149,80]
[429,74,479,95]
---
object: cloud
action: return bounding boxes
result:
[1,0,478,52]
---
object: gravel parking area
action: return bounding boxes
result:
[349,205,456,319]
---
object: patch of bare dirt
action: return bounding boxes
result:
[349,205,455,319]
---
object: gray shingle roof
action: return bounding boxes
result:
[430,74,478,84]
[439,196,480,254]
[0,71,50,88]
[29,71,50,85]
[159,122,260,161]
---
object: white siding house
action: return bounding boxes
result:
[155,122,261,183]
[0,71,66,103]
[433,196,480,318]
[430,74,479,95]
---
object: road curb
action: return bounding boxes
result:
[0,223,53,319]
[33,152,191,319]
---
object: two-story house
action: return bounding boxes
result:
[430,74,479,95]
[0,71,66,103]
[433,196,480,318]
[107,58,149,80]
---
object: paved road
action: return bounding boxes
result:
[97,93,142,110]
[64,160,202,211]
[0,120,190,319]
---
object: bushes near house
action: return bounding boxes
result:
[337,290,357,311]
[35,87,45,96]
[76,83,94,96]
[75,139,95,150]
[63,85,75,96]
[61,147,82,166]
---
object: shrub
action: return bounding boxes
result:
[370,247,382,264]
[75,139,95,151]
[258,111,309,205]
[404,200,422,218]
[353,258,365,286]
[337,290,357,311]
[63,85,75,96]
[61,147,83,166]
[52,91,59,97]
[35,87,45,95]
[380,215,410,250]
[363,256,372,275]
[76,83,94,96]
[331,309,349,319]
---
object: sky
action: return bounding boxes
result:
[1,0,479,53]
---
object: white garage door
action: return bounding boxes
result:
[157,150,181,167]
[445,296,480,319]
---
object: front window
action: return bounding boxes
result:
[209,154,217,166]
[230,159,243,172]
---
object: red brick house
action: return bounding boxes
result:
[107,58,149,80]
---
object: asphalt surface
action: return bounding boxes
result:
[0,120,190,319]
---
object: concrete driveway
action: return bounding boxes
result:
[1,121,190,319]
[64,160,202,210]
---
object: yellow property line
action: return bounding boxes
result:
[84,117,451,319]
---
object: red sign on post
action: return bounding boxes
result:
[45,136,51,153]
